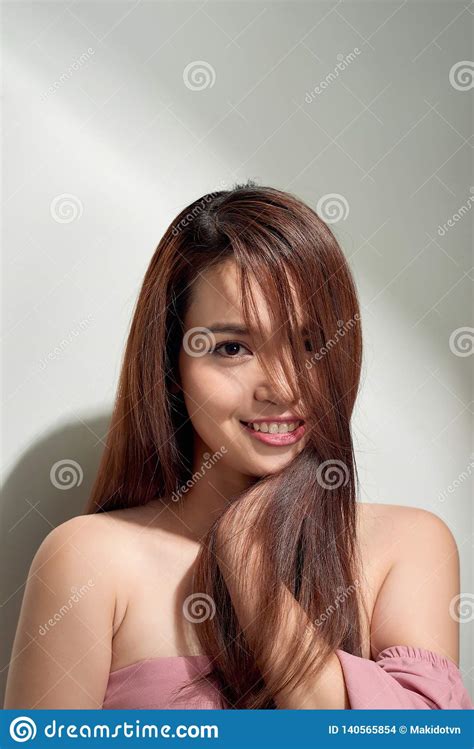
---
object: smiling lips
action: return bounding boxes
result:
[241,419,303,433]
[240,419,306,445]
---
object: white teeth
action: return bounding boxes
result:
[248,421,300,434]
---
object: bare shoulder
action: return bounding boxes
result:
[58,503,198,579]
[357,501,458,572]
[29,507,169,640]
[5,514,123,708]
[34,509,154,594]
[358,500,457,537]
[54,503,169,545]
[30,513,126,615]
[37,510,144,566]
[362,504,461,663]
[34,513,121,567]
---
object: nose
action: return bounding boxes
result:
[254,371,299,411]
[254,383,290,406]
[251,349,302,413]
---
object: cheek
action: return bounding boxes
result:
[180,360,244,422]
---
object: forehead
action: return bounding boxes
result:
[185,258,305,332]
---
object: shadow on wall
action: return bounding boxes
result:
[0,413,111,704]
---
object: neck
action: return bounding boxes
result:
[170,441,258,541]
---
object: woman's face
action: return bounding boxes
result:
[177,259,308,481]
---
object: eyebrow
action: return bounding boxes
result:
[207,323,310,336]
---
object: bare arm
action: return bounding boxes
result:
[369,507,460,664]
[4,515,117,709]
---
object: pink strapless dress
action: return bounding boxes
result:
[102,646,473,710]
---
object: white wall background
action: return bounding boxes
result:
[2,0,473,703]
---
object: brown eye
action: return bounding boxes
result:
[213,341,251,358]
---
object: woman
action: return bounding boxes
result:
[4,182,473,710]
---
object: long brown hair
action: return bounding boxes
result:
[84,181,368,709]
